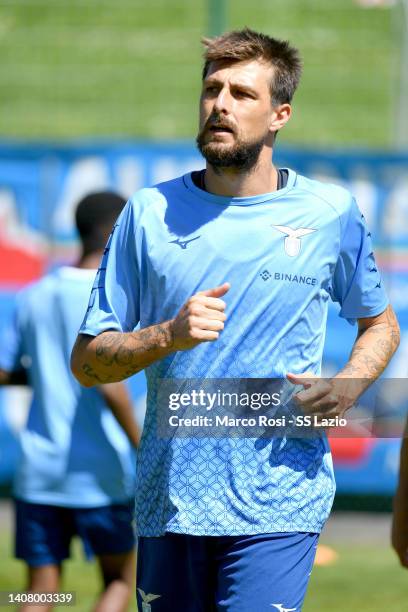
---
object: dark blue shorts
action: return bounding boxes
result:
[15,499,136,567]
[137,531,319,611]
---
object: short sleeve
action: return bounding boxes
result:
[330,198,389,325]
[79,201,140,336]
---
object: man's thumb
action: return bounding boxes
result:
[199,283,231,298]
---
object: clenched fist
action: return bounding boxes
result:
[170,283,230,350]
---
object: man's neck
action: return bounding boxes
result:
[76,250,103,270]
[204,155,278,198]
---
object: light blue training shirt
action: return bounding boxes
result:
[80,169,388,535]
[1,266,136,507]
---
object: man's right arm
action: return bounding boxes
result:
[71,322,175,386]
[71,283,230,387]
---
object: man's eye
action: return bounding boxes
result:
[234,90,251,98]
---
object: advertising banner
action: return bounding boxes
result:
[1,141,407,492]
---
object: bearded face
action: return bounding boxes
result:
[197,59,276,173]
[196,114,269,171]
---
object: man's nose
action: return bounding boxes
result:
[213,88,231,114]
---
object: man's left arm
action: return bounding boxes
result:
[287,304,400,419]
[288,191,401,417]
[337,303,400,383]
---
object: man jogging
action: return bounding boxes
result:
[71,29,399,611]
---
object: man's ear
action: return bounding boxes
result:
[269,103,292,133]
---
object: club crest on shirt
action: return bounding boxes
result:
[138,589,161,611]
[272,225,316,257]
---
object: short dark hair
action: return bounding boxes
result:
[202,28,302,105]
[75,191,126,254]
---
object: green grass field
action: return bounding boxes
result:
[0,528,137,611]
[0,0,401,147]
[1,526,408,611]
[305,544,408,611]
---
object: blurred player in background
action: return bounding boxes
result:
[0,192,140,612]
[71,29,400,611]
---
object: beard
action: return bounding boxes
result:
[196,127,266,172]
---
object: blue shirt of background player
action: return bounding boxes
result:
[1,266,136,507]
[80,168,388,536]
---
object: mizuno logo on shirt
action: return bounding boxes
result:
[272,225,316,257]
[169,236,201,249]
[271,604,297,612]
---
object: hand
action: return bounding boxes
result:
[170,283,230,350]
[392,491,408,568]
[286,372,357,423]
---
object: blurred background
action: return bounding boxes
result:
[1,0,408,609]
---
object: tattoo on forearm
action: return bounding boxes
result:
[93,323,174,376]
[341,307,400,380]
[95,334,118,366]
[82,362,114,383]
